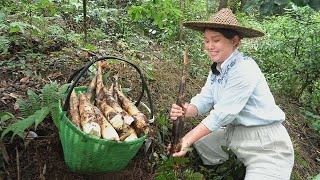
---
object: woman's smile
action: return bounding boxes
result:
[209,51,218,57]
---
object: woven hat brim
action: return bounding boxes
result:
[183,21,264,38]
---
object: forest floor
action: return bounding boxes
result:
[0,43,319,179]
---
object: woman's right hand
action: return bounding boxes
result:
[169,103,189,120]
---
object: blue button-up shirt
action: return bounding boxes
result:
[190,50,285,132]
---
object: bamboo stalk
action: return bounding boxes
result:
[170,48,189,155]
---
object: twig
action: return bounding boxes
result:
[16,147,20,180]
[40,164,46,180]
[0,141,10,164]
[79,48,96,57]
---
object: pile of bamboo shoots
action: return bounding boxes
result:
[68,62,149,142]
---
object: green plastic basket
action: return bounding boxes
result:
[56,56,154,173]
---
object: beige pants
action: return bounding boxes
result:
[194,122,294,180]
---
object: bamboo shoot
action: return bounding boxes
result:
[93,106,119,141]
[114,87,149,135]
[79,92,101,138]
[86,74,97,101]
[96,99,124,130]
[96,62,104,99]
[69,90,81,129]
[123,127,138,142]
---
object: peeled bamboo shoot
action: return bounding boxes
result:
[123,115,134,125]
[93,106,119,141]
[96,99,124,130]
[109,114,123,130]
[101,86,135,129]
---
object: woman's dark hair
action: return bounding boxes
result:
[211,62,220,75]
[209,28,240,39]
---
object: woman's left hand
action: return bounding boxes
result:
[168,123,211,157]
[172,138,190,157]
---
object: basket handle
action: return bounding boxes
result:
[63,56,154,122]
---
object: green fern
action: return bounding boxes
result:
[27,89,41,113]
[58,83,71,98]
[1,81,70,142]
[50,103,61,128]
[16,99,32,118]
[1,107,50,142]
[41,81,59,106]
[9,21,41,34]
[0,112,15,131]
[0,35,10,54]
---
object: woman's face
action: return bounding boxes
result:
[204,29,239,64]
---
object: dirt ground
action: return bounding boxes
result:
[0,47,319,179]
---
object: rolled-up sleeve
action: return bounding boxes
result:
[201,61,261,132]
[190,72,214,115]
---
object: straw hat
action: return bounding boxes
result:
[183,8,264,38]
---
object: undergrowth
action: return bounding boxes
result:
[1,81,69,142]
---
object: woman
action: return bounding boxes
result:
[169,8,294,179]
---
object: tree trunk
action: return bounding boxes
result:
[297,78,312,100]
[179,0,186,41]
[240,0,246,10]
[218,0,228,10]
[83,0,87,44]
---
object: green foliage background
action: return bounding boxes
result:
[0,0,319,179]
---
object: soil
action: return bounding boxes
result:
[0,46,319,180]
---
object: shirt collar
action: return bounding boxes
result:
[216,49,239,73]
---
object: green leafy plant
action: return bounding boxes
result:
[129,0,182,40]
[244,0,319,16]
[199,146,246,180]
[242,6,320,110]
[8,21,41,34]
[146,114,172,170]
[312,173,320,180]
[304,111,320,135]
[1,81,70,141]
[291,0,320,10]
[155,156,204,180]
[0,36,10,55]
[0,112,15,131]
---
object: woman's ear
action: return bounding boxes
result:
[232,35,241,47]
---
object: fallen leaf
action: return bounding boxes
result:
[20,76,30,83]
[2,93,10,99]
[100,61,112,70]
[0,80,7,88]
[0,99,6,104]
[9,93,19,99]
[0,88,5,94]
[47,71,63,80]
